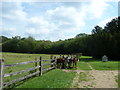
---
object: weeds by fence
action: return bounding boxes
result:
[0,56,56,89]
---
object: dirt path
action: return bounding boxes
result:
[78,70,118,88]
[63,64,118,88]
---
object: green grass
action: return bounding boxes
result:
[79,56,119,70]
[115,74,120,88]
[77,62,91,70]
[2,52,53,65]
[80,56,93,59]
[17,69,76,88]
[119,75,120,88]
[89,61,119,70]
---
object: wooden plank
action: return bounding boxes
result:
[42,67,55,72]
[4,63,55,77]
[3,71,40,87]
[0,59,4,90]
[4,59,55,68]
[4,66,40,77]
[4,60,40,67]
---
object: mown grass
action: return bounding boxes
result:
[77,62,91,70]
[80,56,93,59]
[17,69,76,88]
[2,52,53,65]
[79,56,119,70]
[89,61,119,70]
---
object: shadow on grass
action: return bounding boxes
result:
[80,58,119,62]
[80,58,100,62]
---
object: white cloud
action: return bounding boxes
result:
[90,0,109,18]
[46,6,85,27]
[24,6,86,41]
[80,0,109,19]
[0,27,17,36]
[1,1,117,41]
[1,0,119,2]
[46,6,85,30]
[1,2,27,21]
[19,4,86,41]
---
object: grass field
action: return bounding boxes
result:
[77,62,91,70]
[1,52,119,88]
[89,61,119,70]
[17,69,76,88]
[79,56,119,70]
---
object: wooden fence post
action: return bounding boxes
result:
[39,56,42,76]
[54,56,57,69]
[0,59,4,90]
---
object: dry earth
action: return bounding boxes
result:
[63,68,118,88]
[77,70,118,88]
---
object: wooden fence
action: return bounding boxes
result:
[0,56,56,89]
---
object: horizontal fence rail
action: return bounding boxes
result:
[4,60,40,67]
[4,62,55,78]
[5,60,53,67]
[4,66,41,77]
[0,56,57,89]
[42,67,55,72]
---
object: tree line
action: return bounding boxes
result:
[1,17,120,59]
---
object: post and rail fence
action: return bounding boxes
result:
[0,56,56,89]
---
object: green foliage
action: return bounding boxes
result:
[75,33,88,38]
[89,17,120,59]
[0,36,10,43]
[17,69,76,88]
[105,17,119,34]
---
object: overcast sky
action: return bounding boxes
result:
[0,0,118,41]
